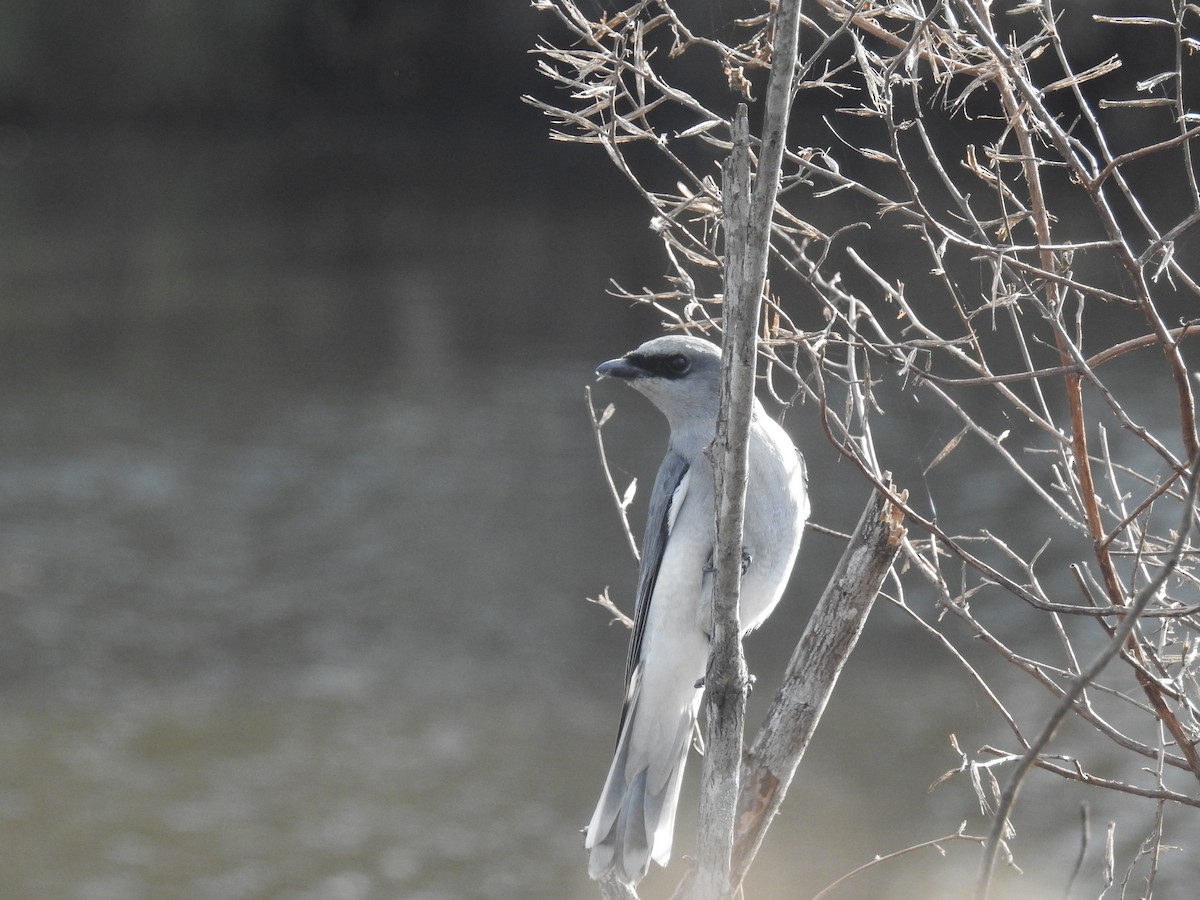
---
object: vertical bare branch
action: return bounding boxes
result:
[696,104,754,900]
[696,0,805,893]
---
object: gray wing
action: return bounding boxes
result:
[616,448,690,737]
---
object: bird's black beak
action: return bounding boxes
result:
[596,357,644,380]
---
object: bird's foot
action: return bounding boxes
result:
[700,548,753,575]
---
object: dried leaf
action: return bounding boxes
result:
[621,478,638,509]
[1043,55,1122,94]
[676,119,721,139]
[924,426,970,475]
[1137,72,1177,92]
[860,148,897,164]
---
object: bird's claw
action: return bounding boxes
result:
[695,674,755,691]
[701,548,753,576]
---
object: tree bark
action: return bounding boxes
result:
[695,2,804,896]
[695,99,754,900]
[731,482,908,888]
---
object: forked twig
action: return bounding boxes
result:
[810,827,988,900]
[975,457,1200,900]
[586,385,641,562]
[534,1,1200,894]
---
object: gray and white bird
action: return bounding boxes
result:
[585,334,809,886]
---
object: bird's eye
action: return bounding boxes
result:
[667,354,691,375]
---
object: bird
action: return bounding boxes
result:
[584,334,809,886]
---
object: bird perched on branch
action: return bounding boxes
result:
[585,334,809,886]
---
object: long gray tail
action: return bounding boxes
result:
[584,685,697,885]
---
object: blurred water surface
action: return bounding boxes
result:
[0,130,1196,900]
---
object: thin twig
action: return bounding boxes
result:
[586,386,641,562]
[810,828,988,900]
[1062,804,1088,900]
[533,3,1200,895]
[975,456,1200,900]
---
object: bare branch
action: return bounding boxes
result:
[975,457,1200,900]
[695,103,756,900]
[534,1,1200,893]
[731,481,906,886]
[810,827,989,900]
[586,386,642,562]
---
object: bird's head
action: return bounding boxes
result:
[596,335,725,442]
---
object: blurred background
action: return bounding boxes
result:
[0,2,1195,899]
